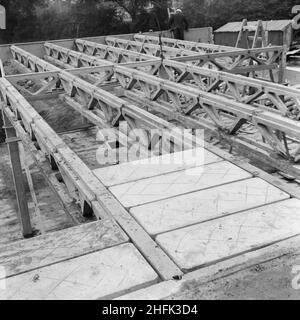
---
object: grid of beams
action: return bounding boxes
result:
[104,35,286,80]
[8,37,300,163]
[3,33,300,280]
[1,58,187,281]
[39,39,300,161]
[132,34,240,53]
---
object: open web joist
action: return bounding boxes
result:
[43,39,289,120]
[30,40,300,163]
[42,42,298,121]
[7,36,300,172]
[132,34,240,53]
[103,35,286,81]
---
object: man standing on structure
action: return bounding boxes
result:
[169,9,189,40]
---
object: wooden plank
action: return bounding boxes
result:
[0,243,159,300]
[0,219,128,279]
[130,178,290,236]
[109,161,252,208]
[156,199,300,272]
[94,148,222,187]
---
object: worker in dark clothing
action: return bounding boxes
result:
[169,9,189,40]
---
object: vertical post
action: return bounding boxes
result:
[2,110,33,237]
[278,44,287,84]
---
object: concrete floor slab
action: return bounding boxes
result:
[117,235,300,300]
[93,148,222,187]
[130,178,290,236]
[109,161,252,208]
[0,243,159,300]
[0,219,129,278]
[156,199,300,272]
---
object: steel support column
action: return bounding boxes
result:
[2,110,33,237]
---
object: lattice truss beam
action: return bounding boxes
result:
[74,39,159,64]
[6,46,205,222]
[41,42,298,121]
[10,45,167,131]
[114,65,300,160]
[103,35,286,81]
[39,41,300,159]
[159,60,300,119]
[0,78,111,220]
[43,42,161,80]
[132,34,240,53]
[7,37,300,165]
[10,44,201,153]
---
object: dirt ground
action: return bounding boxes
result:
[170,257,300,300]
[167,241,300,300]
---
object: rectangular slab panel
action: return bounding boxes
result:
[109,161,252,208]
[94,148,222,187]
[130,178,290,236]
[0,220,129,279]
[156,199,300,272]
[0,244,159,300]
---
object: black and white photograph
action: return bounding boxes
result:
[1,0,300,305]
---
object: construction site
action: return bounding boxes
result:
[2,2,300,300]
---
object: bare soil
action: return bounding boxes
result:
[168,250,300,300]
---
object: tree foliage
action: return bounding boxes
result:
[0,0,129,43]
[35,0,128,40]
[0,0,299,43]
[0,0,44,43]
[184,0,300,30]
[110,0,169,31]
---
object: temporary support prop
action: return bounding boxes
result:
[1,109,33,237]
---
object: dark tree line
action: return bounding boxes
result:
[0,0,125,43]
[0,0,299,44]
[184,0,300,30]
[0,0,170,44]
